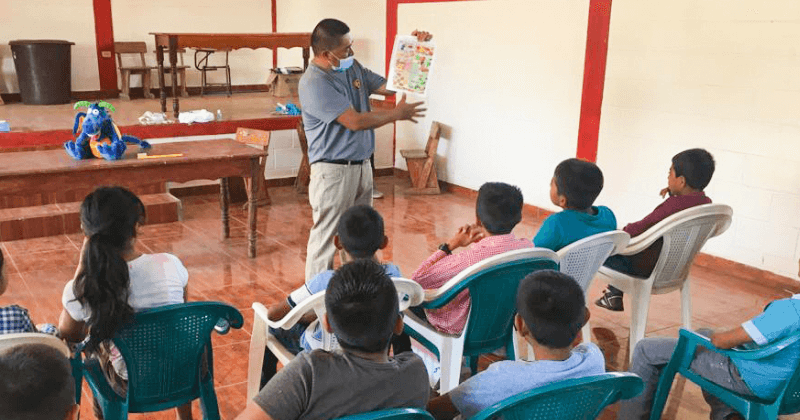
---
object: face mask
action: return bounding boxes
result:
[331,52,354,72]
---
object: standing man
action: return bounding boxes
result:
[300,18,430,280]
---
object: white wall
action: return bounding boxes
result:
[598,1,800,278]
[0,0,100,93]
[395,0,590,208]
[112,0,275,89]
[276,0,394,169]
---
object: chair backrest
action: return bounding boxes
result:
[424,122,442,158]
[645,204,732,292]
[469,373,644,420]
[111,302,243,410]
[557,230,630,291]
[429,248,558,357]
[269,278,425,351]
[114,42,148,68]
[0,332,71,357]
[335,408,434,420]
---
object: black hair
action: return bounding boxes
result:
[337,205,385,259]
[476,182,524,234]
[516,270,585,349]
[0,344,75,420]
[72,186,145,351]
[672,148,715,190]
[325,259,399,353]
[311,18,350,56]
[553,158,604,210]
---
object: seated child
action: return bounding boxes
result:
[533,158,616,251]
[618,258,800,420]
[236,259,429,420]
[596,148,715,311]
[410,182,535,335]
[426,270,605,420]
[261,204,400,386]
[0,247,36,334]
[0,343,79,420]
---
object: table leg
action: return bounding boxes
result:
[156,45,167,113]
[169,37,180,118]
[248,158,259,258]
[220,177,230,238]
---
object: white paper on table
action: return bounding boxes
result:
[386,35,436,97]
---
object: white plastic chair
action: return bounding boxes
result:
[403,248,559,393]
[246,278,425,399]
[596,203,733,362]
[0,332,70,356]
[558,230,630,344]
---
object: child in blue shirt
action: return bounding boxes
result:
[534,158,616,251]
[260,204,401,387]
[619,260,800,420]
[426,270,606,419]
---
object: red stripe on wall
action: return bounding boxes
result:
[576,0,612,162]
[272,0,278,68]
[93,0,118,92]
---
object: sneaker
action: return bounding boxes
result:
[372,189,384,199]
[595,290,624,311]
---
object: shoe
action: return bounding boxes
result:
[372,189,384,199]
[595,290,624,311]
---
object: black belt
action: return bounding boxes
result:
[314,159,365,165]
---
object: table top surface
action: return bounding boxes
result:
[151,32,311,48]
[0,140,266,178]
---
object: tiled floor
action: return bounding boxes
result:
[1,176,798,419]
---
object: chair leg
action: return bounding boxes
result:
[199,375,222,420]
[120,71,131,100]
[226,66,232,97]
[247,313,268,400]
[438,339,463,394]
[648,362,680,420]
[629,281,655,364]
[178,69,188,97]
[681,279,692,330]
[142,71,155,99]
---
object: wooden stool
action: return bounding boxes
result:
[400,121,442,194]
[236,127,271,207]
[295,120,311,194]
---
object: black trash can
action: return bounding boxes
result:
[9,40,75,105]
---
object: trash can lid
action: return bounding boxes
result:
[9,40,75,45]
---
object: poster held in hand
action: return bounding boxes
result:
[387,35,436,97]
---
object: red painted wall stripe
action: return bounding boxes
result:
[576,0,612,162]
[272,0,279,68]
[93,0,118,92]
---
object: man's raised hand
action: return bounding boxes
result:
[394,93,427,123]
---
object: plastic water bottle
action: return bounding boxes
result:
[216,109,223,121]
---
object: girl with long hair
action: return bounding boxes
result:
[58,186,192,420]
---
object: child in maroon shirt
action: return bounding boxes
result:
[596,149,715,311]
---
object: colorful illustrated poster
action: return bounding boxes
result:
[387,35,436,97]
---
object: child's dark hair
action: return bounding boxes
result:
[325,259,399,353]
[476,182,524,234]
[72,186,145,351]
[672,148,715,190]
[516,270,585,349]
[0,343,75,420]
[553,158,604,210]
[337,205,385,259]
[311,18,350,55]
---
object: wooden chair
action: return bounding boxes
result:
[295,119,311,194]
[400,122,442,194]
[236,127,271,207]
[114,42,155,100]
[195,49,232,97]
[153,48,189,98]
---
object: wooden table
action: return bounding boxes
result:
[151,33,312,117]
[0,140,267,257]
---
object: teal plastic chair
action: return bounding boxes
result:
[335,408,434,420]
[469,372,643,420]
[649,329,800,420]
[403,248,559,393]
[83,302,244,420]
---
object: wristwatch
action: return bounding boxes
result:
[438,243,452,255]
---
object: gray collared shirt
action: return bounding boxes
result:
[298,60,386,163]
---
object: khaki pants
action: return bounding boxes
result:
[305,160,373,280]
